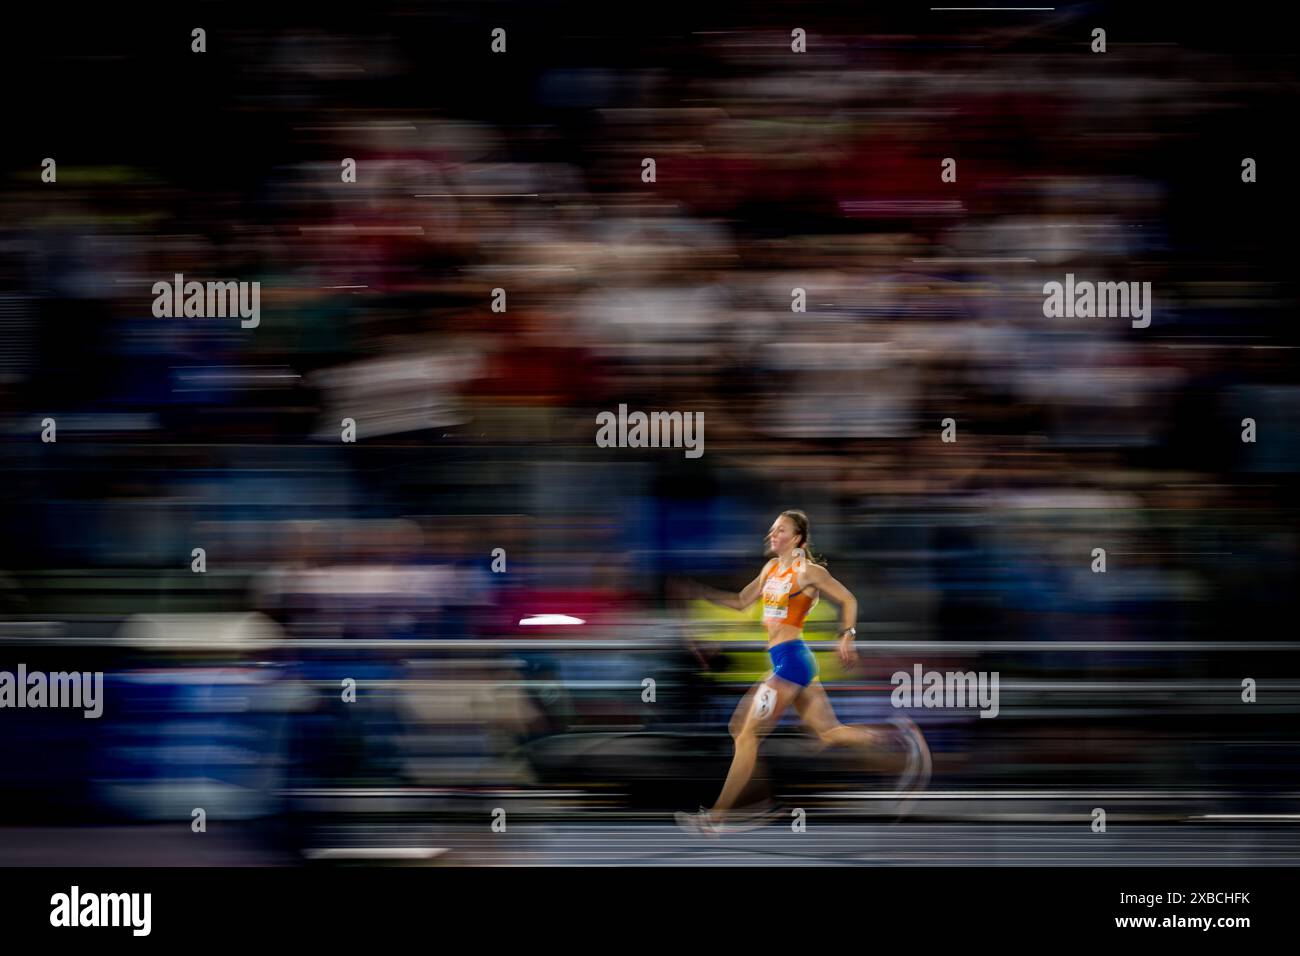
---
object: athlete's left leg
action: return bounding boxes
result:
[709,675,801,820]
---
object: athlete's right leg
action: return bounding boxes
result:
[794,682,889,758]
[793,682,932,817]
[793,681,913,775]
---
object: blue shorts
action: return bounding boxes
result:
[768,638,818,688]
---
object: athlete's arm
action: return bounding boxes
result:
[801,563,860,667]
[678,559,775,611]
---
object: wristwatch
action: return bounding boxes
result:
[839,626,857,638]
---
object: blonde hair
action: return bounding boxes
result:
[772,510,825,567]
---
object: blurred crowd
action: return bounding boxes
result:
[1,5,1297,840]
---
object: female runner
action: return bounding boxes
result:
[674,510,930,833]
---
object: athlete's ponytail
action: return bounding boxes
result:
[780,509,825,568]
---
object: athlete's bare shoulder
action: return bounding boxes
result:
[800,559,826,579]
[796,557,827,590]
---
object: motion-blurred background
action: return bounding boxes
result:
[1,1,1298,864]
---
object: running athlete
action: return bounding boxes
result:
[674,510,931,834]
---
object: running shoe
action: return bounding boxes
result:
[888,714,933,819]
[674,807,722,836]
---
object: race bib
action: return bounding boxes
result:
[762,576,792,619]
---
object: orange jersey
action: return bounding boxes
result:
[760,553,819,628]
